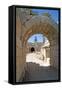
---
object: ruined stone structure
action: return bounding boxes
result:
[26,42,43,53]
[16,8,59,82]
[26,40,50,61]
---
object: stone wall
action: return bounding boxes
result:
[26,42,43,53]
[50,39,59,70]
[16,15,26,82]
[16,8,59,82]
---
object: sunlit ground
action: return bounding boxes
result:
[26,52,50,67]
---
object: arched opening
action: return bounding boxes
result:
[21,23,58,82]
[26,34,50,67]
[30,47,35,52]
[16,9,59,82]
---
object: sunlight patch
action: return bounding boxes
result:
[26,53,50,67]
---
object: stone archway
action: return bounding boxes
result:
[16,11,59,82]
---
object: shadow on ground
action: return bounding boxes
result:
[22,62,58,82]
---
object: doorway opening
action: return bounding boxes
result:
[26,34,50,67]
[30,47,35,52]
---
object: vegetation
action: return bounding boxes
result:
[30,10,38,16]
[42,13,51,18]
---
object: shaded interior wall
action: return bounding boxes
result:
[16,16,26,82]
[50,38,59,70]
[16,8,32,82]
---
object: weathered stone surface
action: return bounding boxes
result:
[16,8,59,82]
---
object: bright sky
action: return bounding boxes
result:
[28,9,59,43]
[28,34,47,43]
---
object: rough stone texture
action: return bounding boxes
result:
[50,43,59,70]
[16,15,26,82]
[22,63,58,82]
[16,8,59,82]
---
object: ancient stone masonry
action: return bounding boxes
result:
[16,8,59,82]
